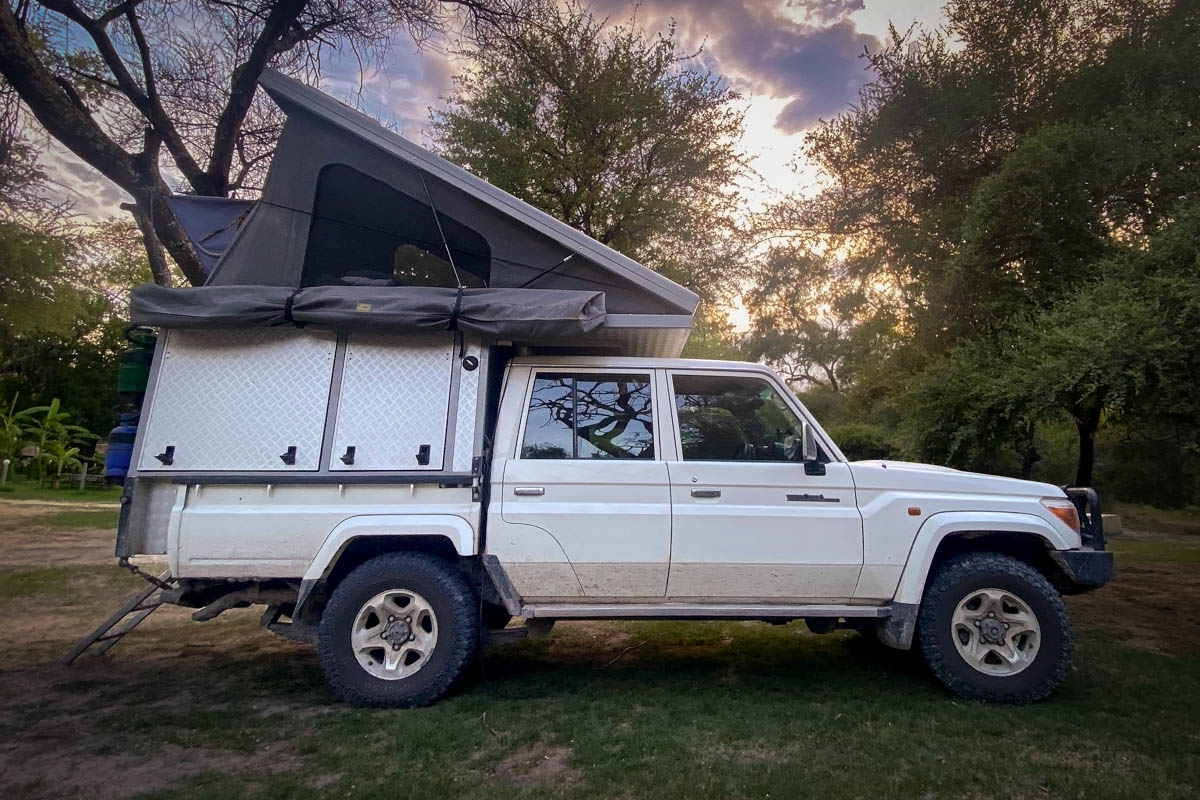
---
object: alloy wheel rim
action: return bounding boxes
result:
[351,589,438,680]
[950,587,1041,676]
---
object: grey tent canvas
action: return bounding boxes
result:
[145,69,697,356]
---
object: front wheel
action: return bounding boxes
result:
[918,552,1073,704]
[318,553,480,708]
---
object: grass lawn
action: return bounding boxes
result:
[0,502,1196,799]
[0,482,122,503]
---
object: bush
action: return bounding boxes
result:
[826,422,898,462]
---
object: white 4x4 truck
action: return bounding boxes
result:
[103,69,1111,707]
[112,337,1112,708]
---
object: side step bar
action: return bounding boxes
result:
[521,603,890,620]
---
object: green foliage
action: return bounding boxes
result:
[0,220,88,335]
[761,0,1199,496]
[21,397,98,485]
[0,219,151,438]
[824,422,898,462]
[432,0,750,301]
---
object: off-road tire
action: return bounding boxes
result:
[318,553,479,708]
[918,552,1072,704]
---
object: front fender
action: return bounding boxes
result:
[891,511,1075,605]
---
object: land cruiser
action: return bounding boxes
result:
[95,70,1113,708]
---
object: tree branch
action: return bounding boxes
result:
[203,0,307,195]
[36,0,207,190]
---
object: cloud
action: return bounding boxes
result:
[593,0,879,132]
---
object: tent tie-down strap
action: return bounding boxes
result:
[448,286,464,331]
[281,289,305,327]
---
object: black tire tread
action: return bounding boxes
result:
[918,551,1073,704]
[318,552,479,708]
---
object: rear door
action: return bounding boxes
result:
[664,371,863,600]
[500,370,671,597]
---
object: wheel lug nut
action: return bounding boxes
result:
[406,616,412,623]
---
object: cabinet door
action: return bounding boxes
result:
[137,328,336,472]
[329,333,454,471]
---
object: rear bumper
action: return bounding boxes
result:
[1052,548,1115,591]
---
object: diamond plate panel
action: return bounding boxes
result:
[331,333,453,470]
[452,341,482,472]
[137,329,336,471]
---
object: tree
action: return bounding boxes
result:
[744,246,899,394]
[761,0,1198,486]
[432,1,750,302]
[0,0,532,285]
[0,218,153,437]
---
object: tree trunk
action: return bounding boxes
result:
[1074,408,1101,487]
[1019,421,1040,480]
[122,200,172,286]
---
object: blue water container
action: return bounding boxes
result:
[104,412,139,483]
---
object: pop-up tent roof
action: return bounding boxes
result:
[148,69,699,356]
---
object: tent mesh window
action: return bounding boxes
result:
[301,164,491,288]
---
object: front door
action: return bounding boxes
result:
[501,370,670,598]
[665,371,863,601]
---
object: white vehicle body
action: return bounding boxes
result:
[117,335,1108,644]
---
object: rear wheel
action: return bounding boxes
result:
[918,552,1072,704]
[318,553,479,708]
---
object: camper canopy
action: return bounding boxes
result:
[142,70,698,356]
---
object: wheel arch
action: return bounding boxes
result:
[296,514,478,618]
[892,512,1073,605]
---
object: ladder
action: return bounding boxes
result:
[60,570,175,665]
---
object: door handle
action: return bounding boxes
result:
[513,487,545,497]
[690,488,721,498]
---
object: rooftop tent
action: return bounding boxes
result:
[187,70,697,355]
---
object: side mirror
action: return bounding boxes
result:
[803,424,825,476]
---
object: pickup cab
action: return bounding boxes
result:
[116,346,1112,708]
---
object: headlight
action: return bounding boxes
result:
[1041,498,1081,534]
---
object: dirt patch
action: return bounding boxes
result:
[0,501,119,567]
[493,741,581,787]
[1067,562,1200,655]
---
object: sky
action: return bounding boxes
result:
[44,1,946,221]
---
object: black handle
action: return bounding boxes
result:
[154,445,175,466]
[279,445,297,465]
[690,488,721,498]
[415,444,431,466]
[339,446,356,465]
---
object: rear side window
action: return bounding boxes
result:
[521,373,654,459]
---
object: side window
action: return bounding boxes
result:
[521,373,654,459]
[301,164,491,289]
[673,374,806,462]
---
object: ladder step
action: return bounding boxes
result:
[60,571,174,665]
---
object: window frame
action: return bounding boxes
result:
[666,369,839,465]
[516,369,660,461]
